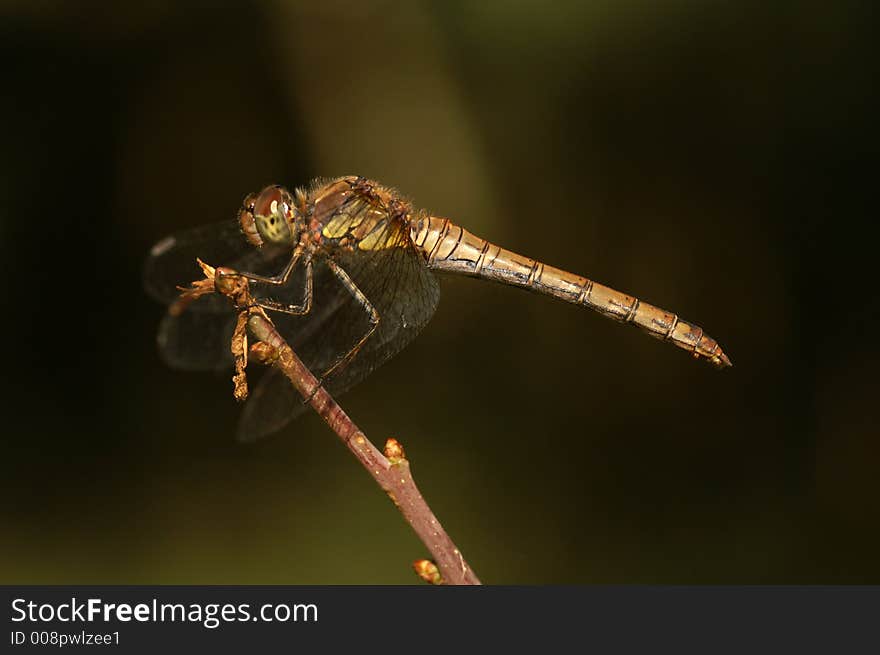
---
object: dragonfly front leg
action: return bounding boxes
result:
[230,245,304,286]
[254,257,313,316]
[217,246,314,316]
[320,258,380,381]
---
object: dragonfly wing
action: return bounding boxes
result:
[146,219,295,369]
[237,235,440,442]
[146,209,439,441]
[237,368,305,442]
[144,219,291,310]
[318,242,440,388]
[157,299,237,371]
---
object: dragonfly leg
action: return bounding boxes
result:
[232,245,304,286]
[306,259,380,397]
[253,257,313,316]
[216,246,314,315]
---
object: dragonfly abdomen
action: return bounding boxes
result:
[413,215,731,368]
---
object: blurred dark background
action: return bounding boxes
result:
[1,1,877,583]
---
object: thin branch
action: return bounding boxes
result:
[185,261,481,585]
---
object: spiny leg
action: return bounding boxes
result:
[306,258,380,398]
[222,244,304,287]
[254,257,313,316]
[217,245,314,315]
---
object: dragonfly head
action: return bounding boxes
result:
[239,185,301,248]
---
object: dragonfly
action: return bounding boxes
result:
[145,176,731,441]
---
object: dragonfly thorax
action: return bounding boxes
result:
[239,185,301,248]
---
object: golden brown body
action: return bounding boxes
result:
[147,175,731,441]
[411,214,730,368]
[296,176,730,368]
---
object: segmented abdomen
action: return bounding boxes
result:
[411,215,731,368]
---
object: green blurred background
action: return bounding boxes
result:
[1,1,877,583]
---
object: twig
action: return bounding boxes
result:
[184,261,481,585]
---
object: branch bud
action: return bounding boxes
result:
[384,438,406,465]
[413,559,443,585]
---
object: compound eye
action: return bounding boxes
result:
[251,185,294,246]
[252,186,283,218]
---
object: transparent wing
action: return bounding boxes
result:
[157,297,237,371]
[145,219,293,369]
[238,223,440,442]
[146,199,440,442]
[238,368,299,439]
[144,219,291,310]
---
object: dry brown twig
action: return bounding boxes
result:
[178,259,481,585]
